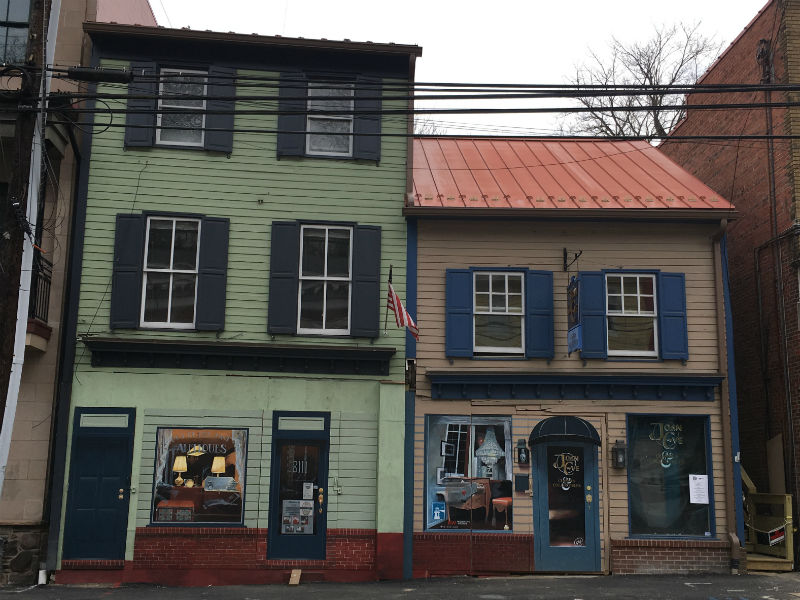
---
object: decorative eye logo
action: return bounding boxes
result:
[574,537,585,546]
[553,453,580,476]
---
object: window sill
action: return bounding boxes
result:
[470,355,527,361]
[625,534,717,541]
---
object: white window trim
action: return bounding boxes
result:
[140,216,201,329]
[472,271,525,355]
[156,68,207,148]
[305,82,354,158]
[605,273,659,357]
[296,224,353,335]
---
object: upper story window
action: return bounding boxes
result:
[606,273,658,357]
[0,0,29,64]
[445,268,553,359]
[111,213,229,331]
[157,69,207,147]
[576,271,687,361]
[297,225,352,335]
[306,83,354,157]
[268,221,381,338]
[277,73,381,162]
[141,217,201,328]
[473,272,524,355]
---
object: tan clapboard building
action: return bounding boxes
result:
[405,137,742,575]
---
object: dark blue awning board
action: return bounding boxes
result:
[529,416,601,446]
[428,373,723,403]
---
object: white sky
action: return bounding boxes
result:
[148,0,769,135]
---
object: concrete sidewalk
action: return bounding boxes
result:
[2,573,800,600]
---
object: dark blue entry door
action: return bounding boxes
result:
[63,409,135,560]
[268,412,331,560]
[533,441,600,572]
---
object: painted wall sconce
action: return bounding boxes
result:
[516,439,530,465]
[611,440,627,469]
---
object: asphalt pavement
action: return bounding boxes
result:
[2,573,800,600]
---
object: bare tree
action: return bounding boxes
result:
[562,23,721,139]
[414,117,447,136]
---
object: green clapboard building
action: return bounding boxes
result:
[48,22,421,585]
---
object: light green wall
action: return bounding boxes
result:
[58,60,411,563]
[60,372,404,562]
[76,63,409,377]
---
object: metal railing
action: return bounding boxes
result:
[28,252,52,323]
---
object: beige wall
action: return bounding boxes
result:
[0,0,94,524]
[412,218,731,566]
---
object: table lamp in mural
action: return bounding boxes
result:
[475,427,503,478]
[211,456,226,477]
[173,455,188,486]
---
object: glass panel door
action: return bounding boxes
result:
[268,438,329,559]
[534,441,600,572]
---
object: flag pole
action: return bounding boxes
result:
[384,265,393,335]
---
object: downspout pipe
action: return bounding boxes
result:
[0,0,61,501]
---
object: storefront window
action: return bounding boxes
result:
[151,427,247,524]
[627,415,711,536]
[425,415,513,531]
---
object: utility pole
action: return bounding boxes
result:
[0,0,48,432]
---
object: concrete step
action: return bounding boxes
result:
[746,553,794,572]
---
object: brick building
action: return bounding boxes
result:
[661,0,800,554]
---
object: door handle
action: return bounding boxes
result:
[585,494,592,503]
[118,488,124,500]
[318,488,324,514]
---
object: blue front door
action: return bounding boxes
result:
[63,408,135,560]
[533,440,600,572]
[267,412,331,560]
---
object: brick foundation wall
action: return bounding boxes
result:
[412,532,533,576]
[56,527,388,585]
[610,538,730,575]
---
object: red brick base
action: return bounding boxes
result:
[56,528,401,585]
[610,538,731,574]
[412,532,534,577]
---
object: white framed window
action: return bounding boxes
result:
[606,273,658,356]
[473,272,524,355]
[306,82,354,157]
[141,217,201,329]
[156,68,207,147]
[297,225,352,334]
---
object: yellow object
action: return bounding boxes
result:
[187,444,205,456]
[173,455,188,486]
[211,456,226,474]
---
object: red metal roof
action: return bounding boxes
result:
[411,138,734,212]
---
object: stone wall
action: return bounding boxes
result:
[0,525,46,584]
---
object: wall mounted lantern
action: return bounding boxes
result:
[516,439,529,465]
[611,440,627,469]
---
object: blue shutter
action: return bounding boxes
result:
[353,76,381,161]
[267,221,300,334]
[195,217,229,331]
[110,214,145,328]
[276,72,307,157]
[579,272,607,359]
[124,61,156,147]
[350,225,381,338]
[525,270,553,358]
[658,272,689,360]
[445,269,473,357]
[204,65,235,153]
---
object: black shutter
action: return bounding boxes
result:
[658,272,689,360]
[525,270,554,358]
[110,214,145,328]
[579,272,607,359]
[350,225,382,337]
[204,65,235,153]
[268,221,300,334]
[276,72,307,157]
[124,61,157,148]
[353,76,381,161]
[195,217,229,331]
[445,269,473,357]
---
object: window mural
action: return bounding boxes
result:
[425,415,513,531]
[152,428,247,524]
[627,415,711,536]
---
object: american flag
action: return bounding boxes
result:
[387,283,419,341]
